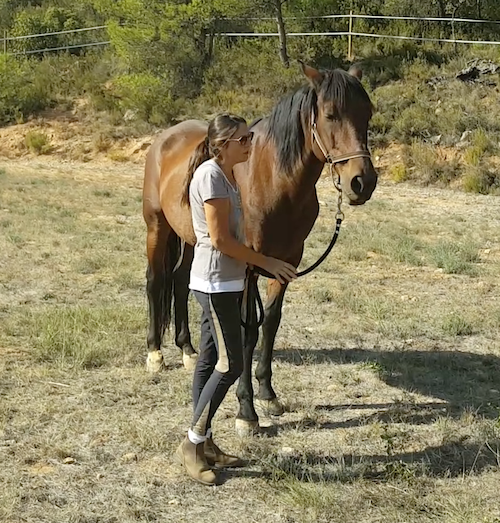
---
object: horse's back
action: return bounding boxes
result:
[143,119,207,241]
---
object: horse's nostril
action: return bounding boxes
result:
[351,176,364,195]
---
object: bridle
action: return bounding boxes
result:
[310,110,372,169]
[241,112,373,331]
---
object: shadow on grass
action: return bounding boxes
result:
[273,347,500,419]
[262,440,500,482]
[275,402,449,432]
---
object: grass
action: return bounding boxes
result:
[429,240,481,275]
[1,161,500,523]
[29,305,145,368]
[440,313,476,336]
[24,131,52,155]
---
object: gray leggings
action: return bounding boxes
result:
[191,290,244,436]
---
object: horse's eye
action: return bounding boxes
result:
[326,113,339,121]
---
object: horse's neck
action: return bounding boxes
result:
[237,121,324,206]
[293,152,324,192]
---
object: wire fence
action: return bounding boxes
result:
[3,13,500,56]
[1,25,108,55]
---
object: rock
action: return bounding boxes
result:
[116,215,127,224]
[457,59,500,82]
[123,110,138,122]
[460,130,472,142]
[456,130,473,149]
[280,446,295,456]
[127,138,152,156]
[63,457,76,464]
[121,453,138,463]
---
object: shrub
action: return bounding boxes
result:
[462,166,500,194]
[112,72,176,125]
[25,131,51,154]
[0,56,53,124]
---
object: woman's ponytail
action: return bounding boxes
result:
[181,136,210,207]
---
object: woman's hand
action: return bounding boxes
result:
[204,199,297,284]
[262,257,297,284]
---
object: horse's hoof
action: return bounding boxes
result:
[146,350,164,373]
[182,352,198,371]
[256,398,285,417]
[235,419,260,437]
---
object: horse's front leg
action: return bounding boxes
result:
[173,244,198,370]
[255,279,287,416]
[235,273,260,436]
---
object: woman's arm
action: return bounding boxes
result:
[204,199,296,284]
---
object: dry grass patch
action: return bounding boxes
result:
[1,161,500,522]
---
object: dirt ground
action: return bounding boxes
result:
[1,155,500,523]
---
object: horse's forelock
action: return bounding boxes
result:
[318,69,371,112]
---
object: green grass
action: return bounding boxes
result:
[429,240,480,275]
[29,305,146,368]
[24,131,52,155]
[441,313,476,336]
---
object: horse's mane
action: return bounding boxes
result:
[265,69,371,176]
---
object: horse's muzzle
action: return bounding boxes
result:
[346,168,378,205]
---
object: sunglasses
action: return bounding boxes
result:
[226,132,254,146]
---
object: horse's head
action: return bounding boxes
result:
[301,62,377,205]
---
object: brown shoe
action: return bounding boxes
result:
[204,437,245,468]
[175,436,217,485]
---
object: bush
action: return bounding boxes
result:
[404,140,460,185]
[10,7,90,54]
[390,163,408,183]
[25,131,51,154]
[112,73,176,125]
[196,39,301,120]
[462,167,500,194]
[0,55,53,124]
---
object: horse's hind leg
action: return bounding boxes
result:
[173,243,198,370]
[145,210,173,372]
[255,279,287,416]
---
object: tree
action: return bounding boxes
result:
[272,0,289,67]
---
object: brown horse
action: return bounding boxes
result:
[142,63,377,435]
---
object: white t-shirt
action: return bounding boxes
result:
[188,159,246,293]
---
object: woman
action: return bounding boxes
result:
[175,114,297,485]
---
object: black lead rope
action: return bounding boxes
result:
[240,216,343,331]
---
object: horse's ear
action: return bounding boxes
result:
[348,64,363,81]
[299,60,323,86]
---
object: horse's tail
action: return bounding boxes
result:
[159,232,181,339]
[181,137,209,206]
